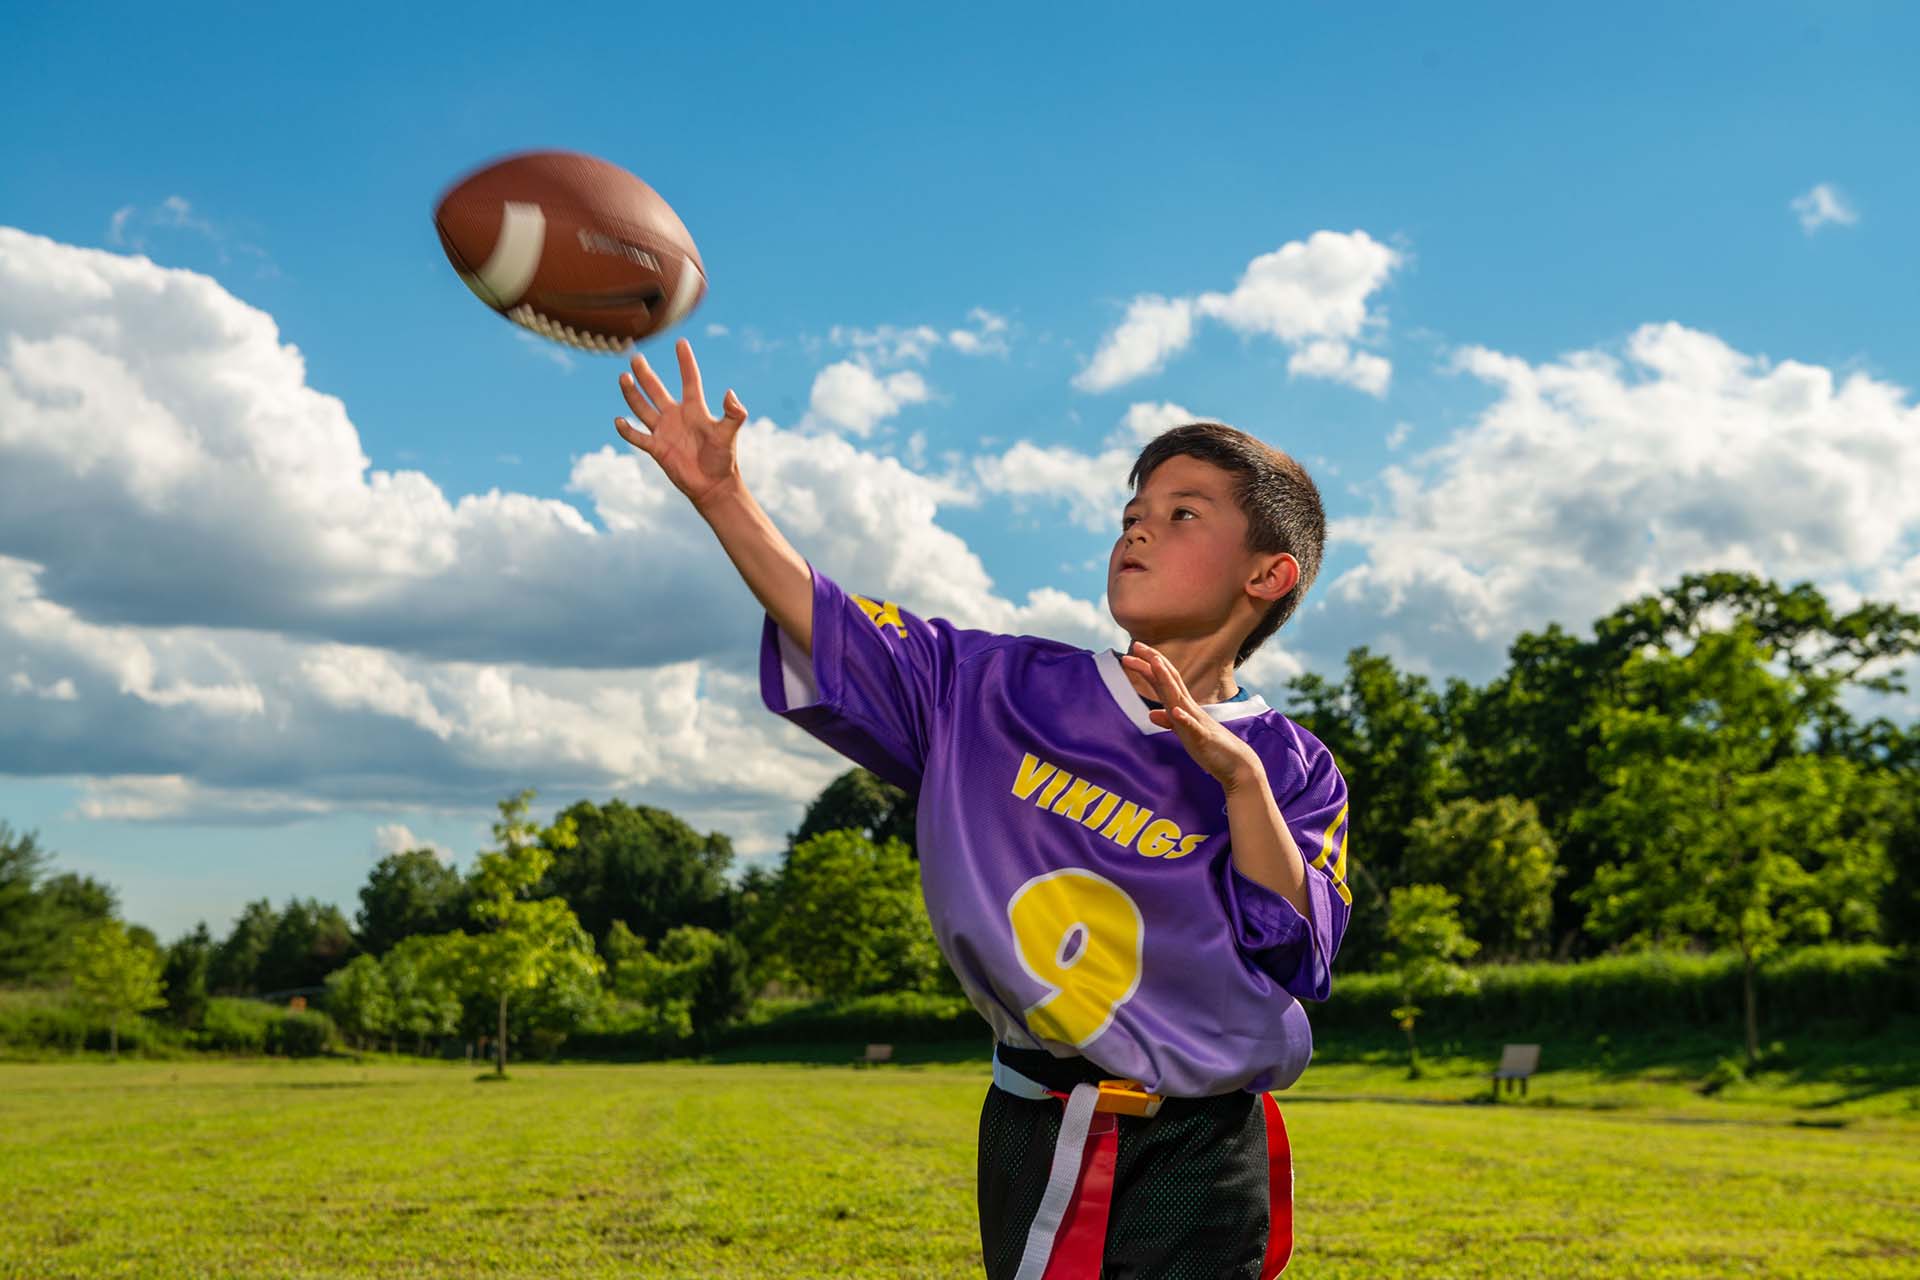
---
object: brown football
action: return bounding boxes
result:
[433,150,706,353]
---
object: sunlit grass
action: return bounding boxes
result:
[4,1055,1917,1278]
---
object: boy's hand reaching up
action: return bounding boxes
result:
[1121,642,1265,795]
[615,338,749,512]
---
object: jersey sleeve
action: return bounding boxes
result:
[1217,741,1352,1002]
[758,560,1009,793]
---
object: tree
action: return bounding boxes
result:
[1403,796,1561,960]
[324,955,396,1051]
[1383,884,1478,1075]
[1283,647,1461,969]
[762,830,941,998]
[0,823,60,983]
[1574,624,1895,1064]
[67,918,167,1059]
[606,921,752,1046]
[160,923,213,1027]
[794,768,917,854]
[382,934,467,1055]
[355,850,466,956]
[255,897,357,994]
[536,798,733,956]
[210,899,277,995]
[464,789,605,1076]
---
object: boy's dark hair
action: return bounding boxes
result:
[1127,422,1325,668]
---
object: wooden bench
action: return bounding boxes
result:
[860,1043,894,1066]
[1490,1043,1541,1098]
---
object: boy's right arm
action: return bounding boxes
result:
[614,338,812,654]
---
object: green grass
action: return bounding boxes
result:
[4,1054,1917,1279]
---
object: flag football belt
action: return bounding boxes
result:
[991,1045,1294,1280]
[992,1047,1160,1280]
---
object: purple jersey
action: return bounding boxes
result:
[759,563,1353,1096]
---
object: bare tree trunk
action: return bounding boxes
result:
[496,991,508,1076]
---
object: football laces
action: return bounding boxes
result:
[506,304,634,354]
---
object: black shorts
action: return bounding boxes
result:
[977,1044,1292,1280]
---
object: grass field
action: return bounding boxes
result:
[4,1049,1918,1279]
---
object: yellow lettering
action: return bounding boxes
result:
[1098,801,1152,849]
[1081,792,1122,830]
[1310,803,1349,871]
[1051,778,1107,821]
[1011,753,1057,801]
[1036,771,1073,810]
[851,593,907,637]
[1169,833,1207,860]
[1136,819,1181,858]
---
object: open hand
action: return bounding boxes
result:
[1120,641,1264,793]
[614,338,749,511]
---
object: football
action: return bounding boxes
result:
[433,150,706,353]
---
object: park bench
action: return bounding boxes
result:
[1490,1043,1541,1098]
[860,1043,894,1066]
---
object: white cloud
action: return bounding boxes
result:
[373,822,453,864]
[1790,183,1858,234]
[947,308,1010,356]
[1072,295,1196,392]
[705,322,730,337]
[1321,322,1920,683]
[0,227,1118,829]
[1116,401,1204,445]
[1075,231,1402,394]
[806,361,931,435]
[1286,340,1391,396]
[973,401,1224,532]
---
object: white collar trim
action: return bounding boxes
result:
[1093,648,1271,736]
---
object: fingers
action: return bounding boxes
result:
[625,353,672,412]
[613,416,656,456]
[720,388,747,432]
[676,338,713,421]
[619,370,661,426]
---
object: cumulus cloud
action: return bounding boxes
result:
[1321,322,1920,683]
[373,822,454,864]
[1074,231,1401,395]
[973,400,1225,532]
[831,308,1011,364]
[806,361,931,435]
[0,227,1118,830]
[1790,183,1858,234]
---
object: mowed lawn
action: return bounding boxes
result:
[4,1056,1917,1280]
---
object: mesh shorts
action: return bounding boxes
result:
[977,1044,1291,1280]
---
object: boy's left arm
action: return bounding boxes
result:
[1121,643,1351,1002]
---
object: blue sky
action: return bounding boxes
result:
[2,2,1916,942]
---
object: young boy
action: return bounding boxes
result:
[616,340,1351,1279]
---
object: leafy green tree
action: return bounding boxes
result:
[324,954,396,1051]
[1403,796,1561,960]
[355,850,467,956]
[536,798,734,955]
[606,921,752,1046]
[0,823,61,983]
[762,830,941,998]
[210,899,277,995]
[465,789,605,1076]
[1383,884,1479,1074]
[255,898,357,994]
[67,918,167,1059]
[793,768,916,854]
[1574,624,1896,1064]
[1284,647,1460,968]
[383,934,466,1055]
[160,923,213,1027]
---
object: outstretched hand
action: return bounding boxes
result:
[1120,642,1264,793]
[615,337,749,511]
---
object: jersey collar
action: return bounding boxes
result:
[1093,648,1271,736]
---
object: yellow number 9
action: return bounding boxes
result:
[1007,869,1145,1048]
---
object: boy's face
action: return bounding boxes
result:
[1107,455,1295,644]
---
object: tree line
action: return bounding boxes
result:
[2,571,1914,1067]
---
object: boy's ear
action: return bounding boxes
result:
[1246,553,1300,603]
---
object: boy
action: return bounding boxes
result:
[615,340,1351,1279]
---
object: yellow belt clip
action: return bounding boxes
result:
[1095,1078,1164,1118]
